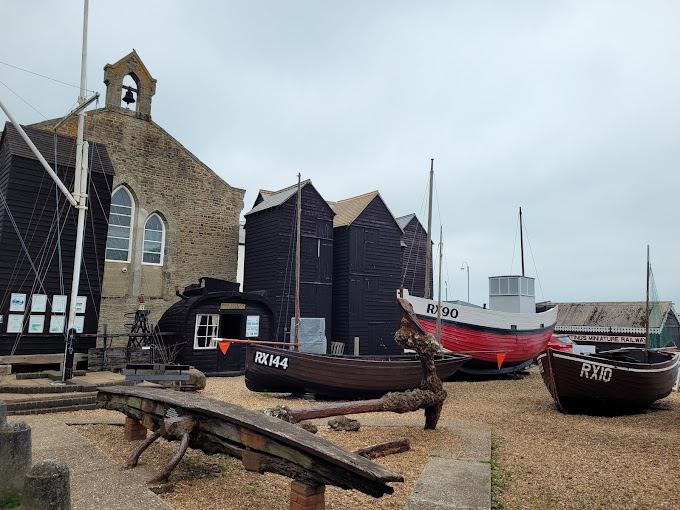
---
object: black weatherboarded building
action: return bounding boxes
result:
[331,192,403,355]
[156,278,276,375]
[397,213,433,299]
[0,123,114,366]
[243,180,334,345]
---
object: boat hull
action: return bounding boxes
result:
[537,348,680,413]
[245,344,470,399]
[403,293,557,374]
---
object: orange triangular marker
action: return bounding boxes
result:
[219,342,231,355]
[496,353,507,369]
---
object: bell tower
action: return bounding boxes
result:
[103,50,157,121]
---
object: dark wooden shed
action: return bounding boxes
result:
[396,213,433,299]
[331,192,403,355]
[243,180,334,345]
[156,277,277,375]
[0,123,114,368]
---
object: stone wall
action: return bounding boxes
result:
[31,108,244,345]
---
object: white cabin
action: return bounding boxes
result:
[488,276,535,314]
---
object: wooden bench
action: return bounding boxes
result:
[123,364,191,390]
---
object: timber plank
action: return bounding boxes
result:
[96,386,402,496]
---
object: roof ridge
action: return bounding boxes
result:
[333,190,379,204]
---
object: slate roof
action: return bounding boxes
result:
[1,122,115,175]
[396,213,416,230]
[245,179,312,216]
[553,301,677,335]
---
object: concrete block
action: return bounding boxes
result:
[22,459,71,510]
[0,416,32,500]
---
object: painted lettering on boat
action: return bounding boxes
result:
[426,304,458,319]
[253,351,289,370]
[579,362,612,382]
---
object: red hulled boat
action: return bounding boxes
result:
[402,282,557,374]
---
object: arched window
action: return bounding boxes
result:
[142,213,165,265]
[105,187,134,262]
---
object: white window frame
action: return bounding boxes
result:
[194,314,220,349]
[142,213,165,266]
[105,186,134,263]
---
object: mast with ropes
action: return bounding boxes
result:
[0,0,96,381]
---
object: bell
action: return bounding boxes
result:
[122,88,135,105]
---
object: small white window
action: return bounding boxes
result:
[105,187,133,262]
[142,213,165,265]
[194,314,219,349]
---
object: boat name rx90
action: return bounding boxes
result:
[425,304,458,318]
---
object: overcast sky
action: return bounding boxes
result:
[2,1,678,308]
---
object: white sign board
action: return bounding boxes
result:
[49,315,65,333]
[74,316,85,333]
[10,293,27,312]
[31,294,47,313]
[7,314,23,333]
[75,296,87,314]
[28,315,45,333]
[52,295,67,313]
[245,315,260,338]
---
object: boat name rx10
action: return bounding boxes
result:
[253,351,289,370]
[579,362,612,383]
[426,304,458,318]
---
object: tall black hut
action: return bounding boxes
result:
[243,180,334,345]
[0,123,114,369]
[156,278,276,375]
[331,191,403,355]
[396,213,433,299]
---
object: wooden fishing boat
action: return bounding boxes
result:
[537,246,680,413]
[244,343,470,398]
[537,347,680,413]
[403,289,557,374]
[401,199,557,375]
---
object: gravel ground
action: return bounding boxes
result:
[71,366,680,509]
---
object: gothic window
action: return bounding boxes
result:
[194,314,219,349]
[105,187,134,262]
[142,213,165,265]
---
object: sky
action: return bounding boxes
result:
[1,1,678,308]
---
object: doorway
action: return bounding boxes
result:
[217,313,244,372]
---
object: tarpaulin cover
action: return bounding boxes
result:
[290,317,327,353]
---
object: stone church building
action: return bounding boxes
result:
[30,51,244,341]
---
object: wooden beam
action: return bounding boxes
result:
[0,353,87,365]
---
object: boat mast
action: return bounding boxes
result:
[519,207,525,277]
[436,226,443,345]
[294,173,301,350]
[424,159,434,299]
[645,245,650,356]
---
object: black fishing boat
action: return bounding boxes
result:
[537,348,679,413]
[537,246,680,413]
[245,343,470,399]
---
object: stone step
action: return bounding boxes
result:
[0,379,132,394]
[6,393,98,416]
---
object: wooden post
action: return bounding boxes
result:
[290,480,325,510]
[354,337,359,356]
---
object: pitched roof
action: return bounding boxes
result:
[331,191,381,227]
[1,122,115,175]
[554,301,677,334]
[396,213,416,230]
[245,180,312,216]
